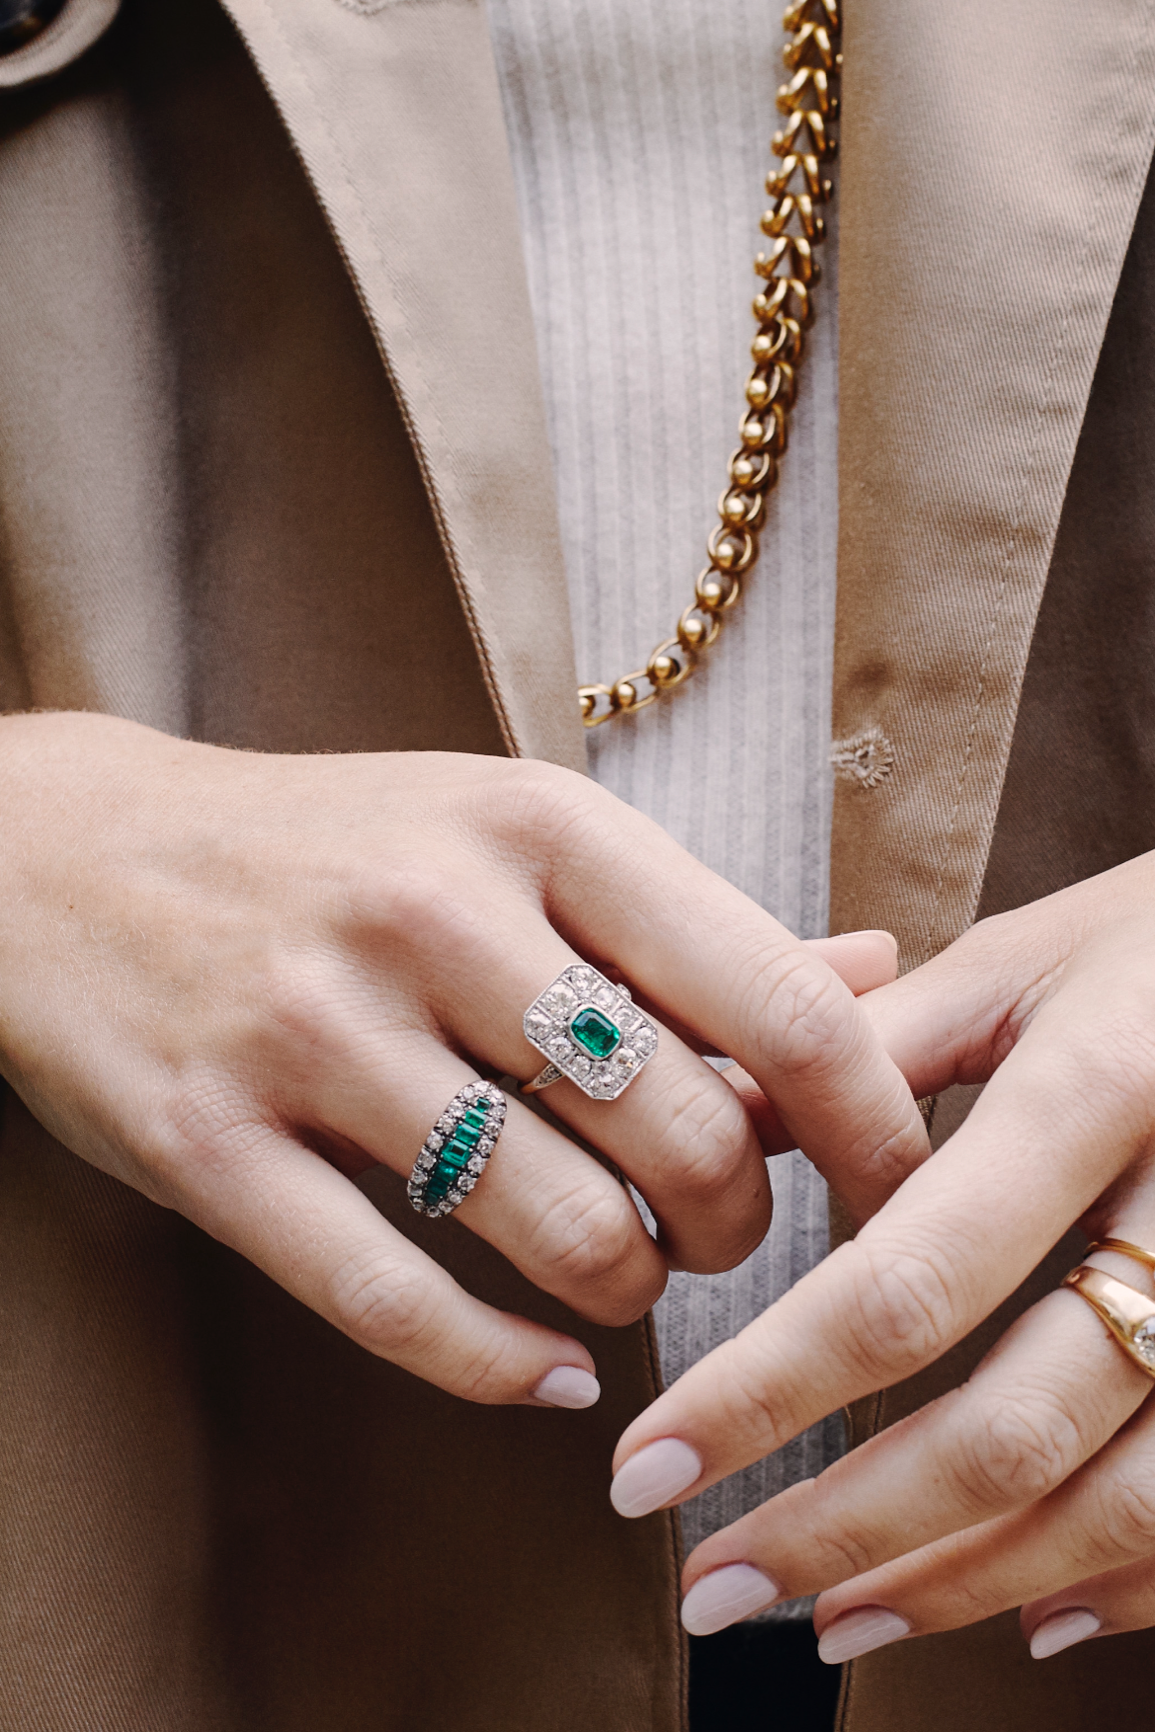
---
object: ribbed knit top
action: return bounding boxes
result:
[486,0,843,1570]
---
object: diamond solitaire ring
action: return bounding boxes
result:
[408,1081,507,1218]
[521,964,658,1100]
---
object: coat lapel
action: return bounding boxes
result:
[830,0,1155,965]
[218,0,586,773]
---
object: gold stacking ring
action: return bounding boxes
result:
[1063,1238,1155,1379]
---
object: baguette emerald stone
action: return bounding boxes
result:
[422,1097,492,1202]
[569,1006,622,1060]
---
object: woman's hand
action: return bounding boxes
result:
[0,711,921,1406]
[608,853,1155,1657]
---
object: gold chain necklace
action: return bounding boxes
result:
[578,0,841,727]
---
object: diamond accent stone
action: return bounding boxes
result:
[1135,1318,1155,1367]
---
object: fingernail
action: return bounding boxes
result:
[610,1438,702,1518]
[681,1564,782,1636]
[1029,1608,1101,1660]
[817,1607,911,1665]
[533,1366,601,1410]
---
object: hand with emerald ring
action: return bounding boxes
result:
[0,710,923,1408]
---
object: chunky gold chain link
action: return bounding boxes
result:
[578,0,841,727]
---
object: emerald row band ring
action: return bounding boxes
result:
[408,1080,507,1219]
[522,964,658,1101]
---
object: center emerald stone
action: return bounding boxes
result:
[569,1005,622,1060]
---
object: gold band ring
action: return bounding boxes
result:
[1088,1236,1155,1273]
[1063,1264,1155,1379]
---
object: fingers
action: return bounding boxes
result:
[1023,1555,1155,1659]
[805,930,899,996]
[401,886,775,1275]
[158,1119,600,1406]
[809,1384,1155,1658]
[610,970,1147,1506]
[677,1267,1153,1619]
[296,1026,668,1328]
[545,802,927,1226]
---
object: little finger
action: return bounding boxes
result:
[164,1122,601,1406]
[1023,1553,1155,1659]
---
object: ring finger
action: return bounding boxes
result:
[302,1021,669,1328]
[438,909,772,1274]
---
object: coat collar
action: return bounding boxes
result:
[219,0,587,773]
[830,0,1155,964]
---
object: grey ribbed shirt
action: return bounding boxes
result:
[487,0,843,1566]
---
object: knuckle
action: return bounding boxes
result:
[837,1111,927,1197]
[739,951,857,1083]
[329,1251,436,1357]
[1098,1469,1155,1558]
[654,1072,753,1201]
[706,1338,803,1453]
[450,1331,525,1405]
[487,760,598,855]
[155,1073,267,1182]
[846,1242,960,1379]
[355,859,476,950]
[949,1394,1084,1512]
[806,1520,884,1582]
[531,1178,647,1303]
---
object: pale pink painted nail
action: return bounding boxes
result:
[610,1438,702,1518]
[1029,1608,1101,1660]
[533,1366,601,1409]
[681,1564,782,1636]
[817,1608,911,1665]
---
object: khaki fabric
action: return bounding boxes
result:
[2,0,1155,1727]
[830,2,1155,1727]
[0,5,679,1730]
[838,122,1155,1732]
[829,0,1155,966]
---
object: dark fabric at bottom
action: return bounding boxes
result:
[689,1621,840,1732]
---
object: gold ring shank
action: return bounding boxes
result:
[522,1063,563,1094]
[1063,1264,1155,1380]
[1088,1236,1155,1273]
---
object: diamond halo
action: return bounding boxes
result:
[523,965,658,1100]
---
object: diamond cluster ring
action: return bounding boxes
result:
[522,964,658,1100]
[408,1080,507,1218]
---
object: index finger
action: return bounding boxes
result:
[610,981,1141,1505]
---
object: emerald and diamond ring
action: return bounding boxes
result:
[408,1080,507,1218]
[522,965,658,1100]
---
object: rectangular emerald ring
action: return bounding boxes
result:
[522,965,658,1100]
[408,1081,507,1218]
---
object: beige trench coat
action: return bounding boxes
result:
[2,0,1155,1726]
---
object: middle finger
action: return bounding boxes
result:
[433,899,774,1275]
